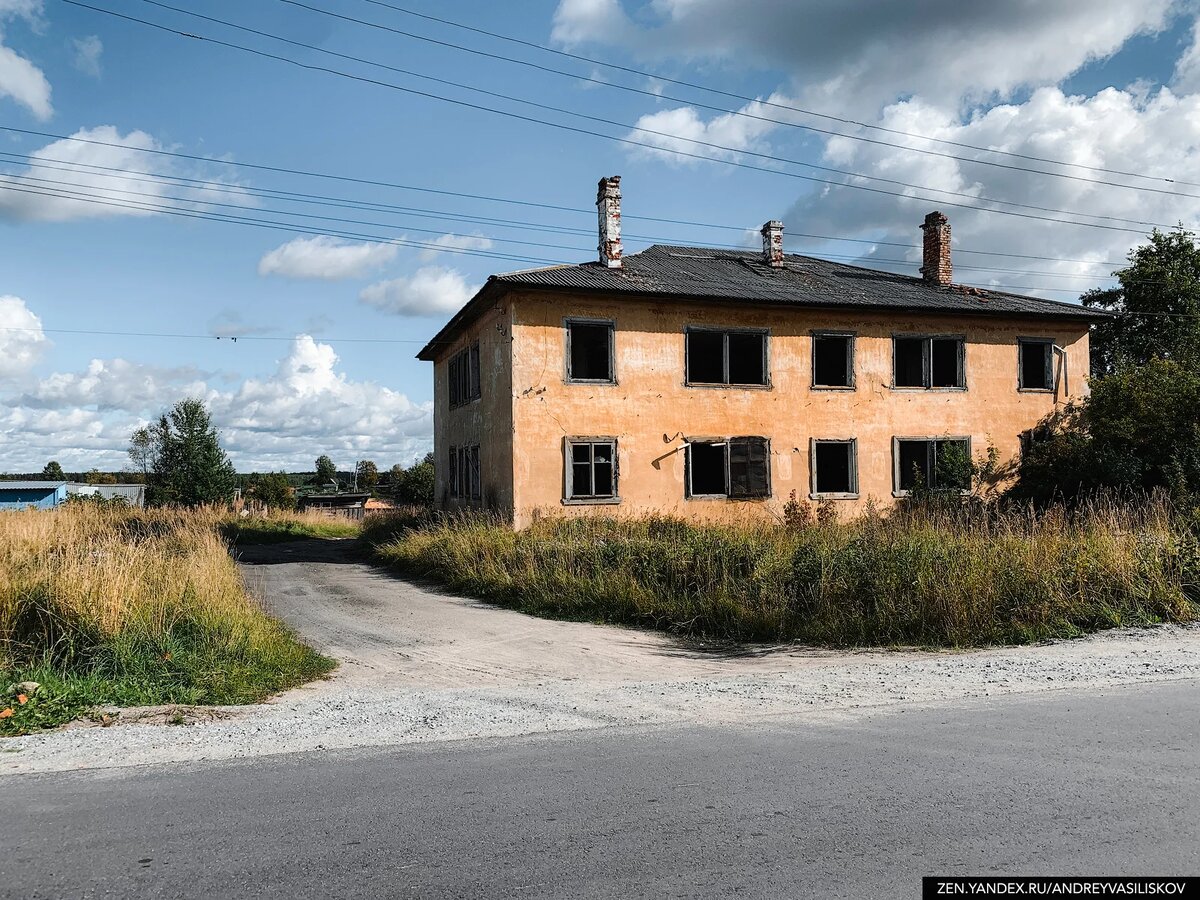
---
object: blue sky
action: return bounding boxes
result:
[2,0,1200,472]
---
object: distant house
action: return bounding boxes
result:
[298,492,371,520]
[0,481,68,511]
[66,483,146,508]
[418,176,1106,527]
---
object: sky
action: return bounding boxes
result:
[2,0,1200,474]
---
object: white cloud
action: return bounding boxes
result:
[360,266,477,317]
[0,126,252,222]
[0,331,432,471]
[71,34,102,78]
[418,232,494,261]
[0,294,46,378]
[0,0,50,119]
[625,95,786,164]
[258,235,398,280]
[207,308,274,339]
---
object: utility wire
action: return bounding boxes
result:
[274,0,1200,201]
[61,0,1177,235]
[0,141,1132,267]
[357,0,1200,190]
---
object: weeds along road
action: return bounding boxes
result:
[3,537,1200,773]
[2,681,1198,900]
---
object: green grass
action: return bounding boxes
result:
[1,505,336,736]
[366,499,1200,648]
[221,515,362,544]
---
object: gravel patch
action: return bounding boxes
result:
[3,539,1198,775]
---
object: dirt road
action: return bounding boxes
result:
[4,538,1199,774]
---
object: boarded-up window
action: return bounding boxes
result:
[566,321,615,382]
[686,329,768,386]
[448,445,480,500]
[448,342,482,408]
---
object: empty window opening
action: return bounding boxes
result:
[448,342,482,408]
[813,440,857,496]
[1019,339,1054,390]
[567,321,614,382]
[686,329,768,386]
[448,445,481,500]
[566,440,617,500]
[812,334,854,388]
[895,438,971,493]
[688,437,770,499]
[893,336,964,389]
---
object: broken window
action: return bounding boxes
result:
[686,328,768,386]
[1019,339,1054,391]
[447,446,459,498]
[812,440,857,496]
[448,342,482,408]
[687,437,770,499]
[447,445,481,501]
[812,333,854,388]
[893,336,964,389]
[895,438,971,493]
[566,320,615,382]
[565,439,617,501]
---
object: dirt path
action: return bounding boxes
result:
[4,539,1199,774]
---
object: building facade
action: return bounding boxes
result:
[419,179,1100,528]
[0,481,68,511]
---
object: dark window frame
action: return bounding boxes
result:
[684,326,771,388]
[564,318,617,385]
[447,444,481,501]
[811,331,856,390]
[891,334,966,391]
[1017,337,1056,392]
[685,436,772,500]
[892,436,972,496]
[448,342,482,409]
[562,437,620,504]
[810,438,859,499]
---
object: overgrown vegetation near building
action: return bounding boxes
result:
[364,498,1199,648]
[0,505,334,735]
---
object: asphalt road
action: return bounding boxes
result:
[3,680,1197,900]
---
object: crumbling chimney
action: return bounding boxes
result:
[920,211,952,287]
[761,220,784,268]
[597,176,622,269]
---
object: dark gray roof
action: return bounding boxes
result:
[418,244,1103,359]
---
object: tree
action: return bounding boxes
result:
[394,453,435,506]
[314,455,337,486]
[128,427,154,482]
[252,472,296,510]
[356,459,379,490]
[41,461,64,480]
[85,469,118,485]
[1084,228,1200,376]
[145,398,237,506]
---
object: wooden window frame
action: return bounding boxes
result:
[562,437,620,505]
[564,318,617,385]
[685,436,772,500]
[891,334,967,391]
[1017,337,1056,393]
[810,331,857,391]
[809,438,859,499]
[448,342,482,409]
[892,435,973,497]
[684,326,771,389]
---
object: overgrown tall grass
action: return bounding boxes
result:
[367,497,1200,647]
[0,504,334,735]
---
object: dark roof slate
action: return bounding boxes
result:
[418,244,1103,359]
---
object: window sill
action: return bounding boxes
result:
[684,382,773,390]
[686,495,771,502]
[890,386,967,392]
[561,497,621,506]
[892,490,970,498]
[810,493,860,500]
[1017,387,1054,394]
[565,379,618,386]
[810,385,856,392]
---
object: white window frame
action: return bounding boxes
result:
[809,438,859,499]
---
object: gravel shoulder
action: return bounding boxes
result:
[4,538,1199,775]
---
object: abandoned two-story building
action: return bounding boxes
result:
[417,177,1101,527]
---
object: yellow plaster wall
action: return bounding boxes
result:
[430,302,514,512]
[506,291,1090,527]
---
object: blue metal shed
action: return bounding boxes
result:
[0,481,68,510]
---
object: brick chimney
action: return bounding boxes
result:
[596,176,622,269]
[760,220,784,268]
[920,211,952,286]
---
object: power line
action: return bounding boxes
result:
[61,0,1176,235]
[274,0,1200,202]
[357,0,1200,191]
[0,140,1132,267]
